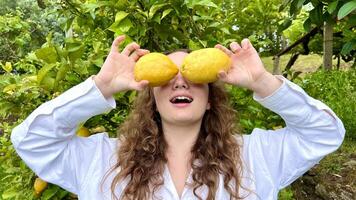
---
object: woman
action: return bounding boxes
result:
[11,35,345,200]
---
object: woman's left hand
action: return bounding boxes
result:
[215,39,282,97]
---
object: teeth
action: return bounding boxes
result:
[171,96,193,103]
[176,96,190,101]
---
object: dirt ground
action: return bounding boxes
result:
[291,140,356,200]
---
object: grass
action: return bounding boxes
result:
[278,186,295,200]
[261,54,353,74]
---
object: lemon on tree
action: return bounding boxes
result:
[34,177,48,196]
[76,126,90,137]
[181,48,231,83]
[134,53,179,87]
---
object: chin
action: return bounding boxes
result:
[172,115,203,124]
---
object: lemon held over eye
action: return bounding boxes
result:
[134,53,179,87]
[181,48,231,83]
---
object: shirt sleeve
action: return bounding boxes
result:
[10,76,117,194]
[245,75,345,190]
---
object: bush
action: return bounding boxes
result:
[295,69,356,140]
[227,85,285,134]
[228,69,356,140]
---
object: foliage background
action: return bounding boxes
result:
[0,0,355,199]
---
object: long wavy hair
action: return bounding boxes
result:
[103,51,246,200]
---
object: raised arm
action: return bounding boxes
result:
[247,75,344,189]
[215,39,345,195]
[11,76,117,193]
[11,35,149,194]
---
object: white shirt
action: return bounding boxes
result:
[11,75,345,200]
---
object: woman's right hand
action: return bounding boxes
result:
[93,35,150,98]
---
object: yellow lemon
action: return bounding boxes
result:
[34,177,48,195]
[181,48,231,83]
[76,127,90,137]
[134,53,179,87]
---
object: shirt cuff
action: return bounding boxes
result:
[252,75,288,107]
[252,75,337,124]
[29,76,117,128]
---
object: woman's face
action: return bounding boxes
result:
[153,52,210,125]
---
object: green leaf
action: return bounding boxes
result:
[188,40,202,50]
[278,18,292,33]
[118,18,133,32]
[55,64,69,83]
[290,0,306,15]
[328,1,339,14]
[65,39,85,62]
[108,22,122,33]
[338,1,356,20]
[64,17,75,31]
[193,0,218,8]
[297,0,306,8]
[68,46,84,62]
[115,11,129,23]
[341,40,355,55]
[208,22,220,27]
[108,18,133,33]
[41,76,55,91]
[149,3,169,19]
[35,47,58,64]
[161,8,173,19]
[303,18,312,32]
[3,84,17,94]
[2,62,12,73]
[220,27,230,34]
[37,63,56,85]
[153,13,161,24]
[348,14,356,26]
[310,5,324,26]
[198,39,207,47]
[41,185,59,200]
[65,40,82,52]
[279,0,293,12]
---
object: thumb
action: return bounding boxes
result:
[217,71,228,82]
[134,80,149,91]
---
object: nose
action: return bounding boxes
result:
[172,72,189,89]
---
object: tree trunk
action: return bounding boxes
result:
[273,56,280,75]
[323,21,333,70]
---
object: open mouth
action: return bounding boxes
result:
[169,96,194,104]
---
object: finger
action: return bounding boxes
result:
[130,49,150,62]
[230,42,242,53]
[122,42,140,56]
[217,70,230,83]
[111,35,126,52]
[214,44,234,57]
[241,38,252,50]
[132,80,149,91]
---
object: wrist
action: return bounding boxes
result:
[250,72,282,98]
[93,75,113,99]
